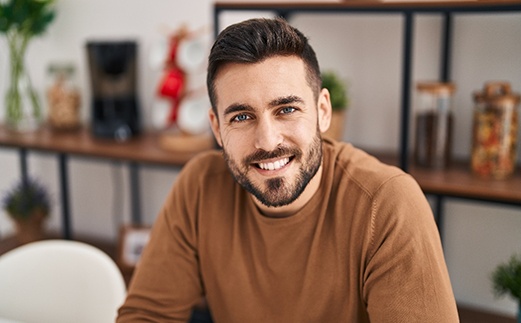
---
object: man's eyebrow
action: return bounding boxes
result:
[223,95,304,117]
[269,95,305,107]
[223,103,254,117]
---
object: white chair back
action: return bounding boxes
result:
[0,240,127,323]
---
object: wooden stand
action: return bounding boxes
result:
[158,128,215,154]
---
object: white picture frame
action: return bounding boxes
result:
[118,226,151,269]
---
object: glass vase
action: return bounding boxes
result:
[5,37,42,132]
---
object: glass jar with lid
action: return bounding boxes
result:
[46,63,81,131]
[471,82,520,179]
[414,81,456,169]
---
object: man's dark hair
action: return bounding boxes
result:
[207,17,322,115]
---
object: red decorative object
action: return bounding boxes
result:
[158,69,185,99]
[156,26,189,125]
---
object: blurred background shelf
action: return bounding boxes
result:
[0,126,212,239]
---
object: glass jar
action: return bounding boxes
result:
[471,82,520,179]
[414,82,456,169]
[46,63,81,131]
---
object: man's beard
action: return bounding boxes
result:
[222,130,323,208]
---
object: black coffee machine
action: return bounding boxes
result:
[86,41,141,140]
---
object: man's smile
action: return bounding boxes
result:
[256,157,291,171]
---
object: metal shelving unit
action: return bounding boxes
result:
[214,1,521,236]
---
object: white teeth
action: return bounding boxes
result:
[258,157,290,171]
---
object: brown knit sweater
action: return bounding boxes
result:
[117,139,459,322]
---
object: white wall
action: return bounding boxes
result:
[1,0,520,317]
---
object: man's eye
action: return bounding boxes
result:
[280,107,296,114]
[232,114,251,122]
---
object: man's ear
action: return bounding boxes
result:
[318,88,332,133]
[209,108,223,147]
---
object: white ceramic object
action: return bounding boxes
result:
[177,96,210,135]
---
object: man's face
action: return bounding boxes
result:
[209,55,331,213]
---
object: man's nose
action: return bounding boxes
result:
[254,118,283,152]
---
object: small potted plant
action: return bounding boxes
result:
[491,253,521,323]
[321,70,349,140]
[2,178,51,244]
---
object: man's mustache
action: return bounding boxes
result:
[244,146,302,164]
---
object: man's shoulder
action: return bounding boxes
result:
[186,149,225,169]
[176,149,233,190]
[325,140,410,198]
[179,149,230,183]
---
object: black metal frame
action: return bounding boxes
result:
[12,148,182,240]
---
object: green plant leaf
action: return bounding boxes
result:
[29,9,55,35]
[0,5,9,32]
[492,254,521,301]
[0,0,56,37]
[2,178,51,220]
[321,70,349,111]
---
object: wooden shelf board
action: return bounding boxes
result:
[412,163,521,203]
[0,126,212,167]
[375,153,521,204]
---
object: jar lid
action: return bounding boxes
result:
[474,81,520,106]
[48,63,75,75]
[416,82,456,95]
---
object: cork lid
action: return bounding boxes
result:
[474,81,520,106]
[416,82,456,95]
[48,63,75,75]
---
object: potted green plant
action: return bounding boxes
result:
[0,0,57,131]
[2,178,51,244]
[321,70,349,140]
[491,253,521,323]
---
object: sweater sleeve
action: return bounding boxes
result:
[362,174,459,323]
[117,165,204,322]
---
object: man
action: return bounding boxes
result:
[117,18,458,322]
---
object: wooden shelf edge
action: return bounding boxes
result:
[0,126,215,167]
[373,152,521,204]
